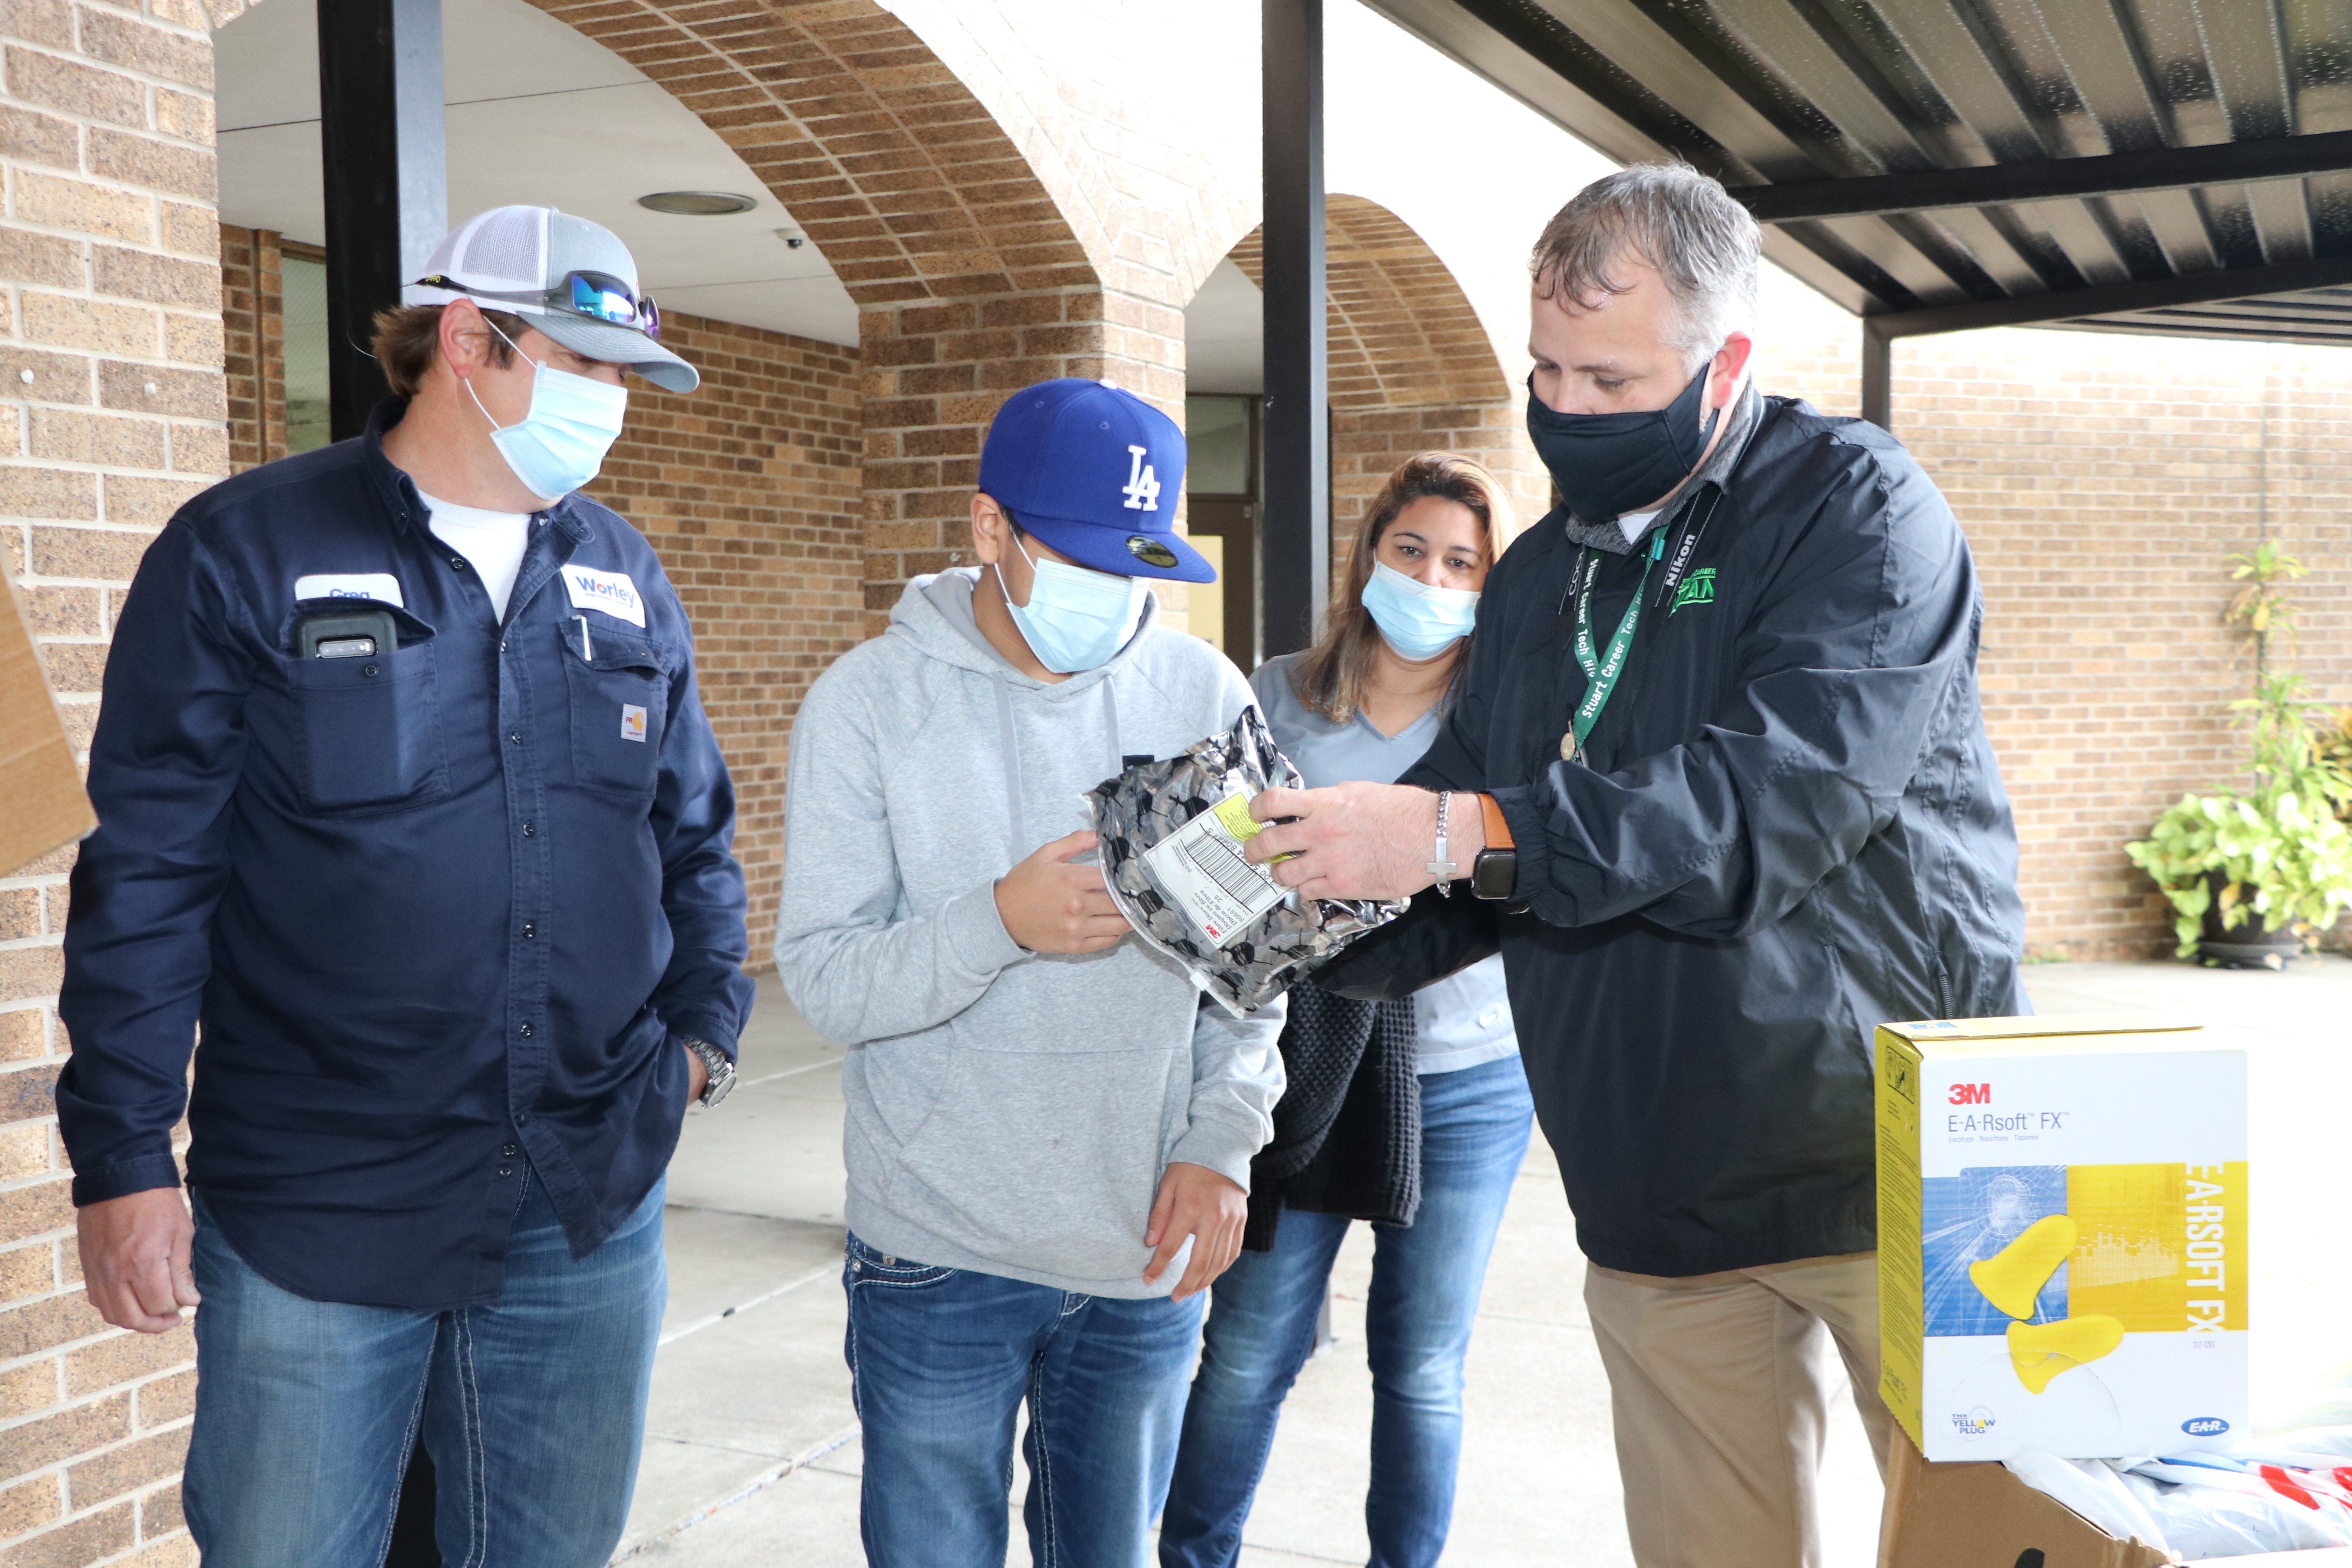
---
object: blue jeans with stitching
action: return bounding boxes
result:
[182,1169,666,1568]
[845,1232,1205,1568]
[1158,1054,1535,1568]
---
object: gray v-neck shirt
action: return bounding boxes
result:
[1251,653,1517,1075]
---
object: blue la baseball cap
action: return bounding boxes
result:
[977,379,1213,583]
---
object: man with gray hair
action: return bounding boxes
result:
[1241,163,2026,1564]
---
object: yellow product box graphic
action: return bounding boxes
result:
[1875,1015,2247,1461]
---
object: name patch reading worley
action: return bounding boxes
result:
[561,566,646,627]
[294,573,405,607]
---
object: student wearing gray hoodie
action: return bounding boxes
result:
[774,379,1285,1568]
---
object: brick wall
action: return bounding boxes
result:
[0,0,227,1558]
[216,220,275,471]
[1756,272,2352,959]
[858,292,1119,638]
[516,0,1176,643]
[582,310,866,963]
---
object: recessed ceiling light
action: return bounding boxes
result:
[638,191,757,216]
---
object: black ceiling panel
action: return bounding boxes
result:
[1368,0,2352,344]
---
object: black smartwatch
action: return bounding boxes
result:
[1470,794,1518,901]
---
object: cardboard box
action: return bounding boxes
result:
[1877,1014,2248,1461]
[1877,1426,2352,1567]
[0,568,95,875]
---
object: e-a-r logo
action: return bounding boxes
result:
[1949,1083,1990,1105]
[1122,445,1161,512]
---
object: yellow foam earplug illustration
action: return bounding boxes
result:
[1969,1214,2078,1319]
[2006,1315,2125,1394]
[1969,1213,2123,1393]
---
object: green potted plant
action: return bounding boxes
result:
[2123,544,2352,968]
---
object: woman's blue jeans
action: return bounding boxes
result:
[181,1170,666,1568]
[1158,1054,1534,1568]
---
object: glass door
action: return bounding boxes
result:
[1183,394,1260,673]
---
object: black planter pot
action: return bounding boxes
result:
[2196,876,2301,970]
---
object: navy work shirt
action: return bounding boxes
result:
[57,399,754,1309]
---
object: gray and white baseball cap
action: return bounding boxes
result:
[406,206,698,394]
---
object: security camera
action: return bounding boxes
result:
[776,228,805,249]
[786,236,804,249]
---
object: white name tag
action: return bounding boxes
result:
[561,566,646,628]
[294,572,405,607]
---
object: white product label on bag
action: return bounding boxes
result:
[1140,793,1289,948]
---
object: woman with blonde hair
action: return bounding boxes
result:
[1160,453,1534,1568]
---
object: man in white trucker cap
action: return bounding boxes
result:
[407,203,699,392]
[60,205,752,1566]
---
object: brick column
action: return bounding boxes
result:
[1229,196,1545,573]
[859,293,1109,636]
[0,0,226,1559]
[218,221,278,470]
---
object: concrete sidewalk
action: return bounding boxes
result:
[612,955,2352,1565]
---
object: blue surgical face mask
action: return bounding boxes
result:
[998,532,1147,674]
[467,321,630,502]
[1362,560,1479,661]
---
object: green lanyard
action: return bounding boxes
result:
[1566,528,1666,764]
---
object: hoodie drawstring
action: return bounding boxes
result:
[993,671,1027,865]
[1100,680,1123,784]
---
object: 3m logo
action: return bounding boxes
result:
[1670,567,1716,613]
[1949,1083,1991,1105]
[1121,445,1161,512]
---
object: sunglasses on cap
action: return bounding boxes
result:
[414,270,662,340]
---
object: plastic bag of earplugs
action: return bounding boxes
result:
[1085,706,1407,1018]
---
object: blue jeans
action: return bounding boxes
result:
[844,1232,1205,1568]
[1159,1054,1534,1568]
[183,1170,666,1567]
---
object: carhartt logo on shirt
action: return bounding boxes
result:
[620,704,647,742]
[1670,568,1716,614]
[561,566,646,627]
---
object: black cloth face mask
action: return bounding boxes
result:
[1525,364,1719,523]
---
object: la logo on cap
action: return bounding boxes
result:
[1121,445,1161,512]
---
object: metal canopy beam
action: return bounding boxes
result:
[1729,129,2352,225]
[1260,0,1329,659]
[1866,252,2352,340]
[318,0,446,441]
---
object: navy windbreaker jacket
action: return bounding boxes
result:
[1320,394,2026,1278]
[57,400,753,1308]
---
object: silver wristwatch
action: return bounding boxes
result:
[680,1036,736,1108]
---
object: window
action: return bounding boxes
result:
[1185,395,1254,495]
[281,252,331,454]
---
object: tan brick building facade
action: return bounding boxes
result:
[3,0,2351,1560]
[0,0,230,1556]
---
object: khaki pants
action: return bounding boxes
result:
[1583,1251,1893,1568]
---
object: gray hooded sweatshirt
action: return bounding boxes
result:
[774,570,1286,1297]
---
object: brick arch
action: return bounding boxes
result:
[520,0,1179,634]
[1223,194,1547,555]
[524,0,1103,307]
